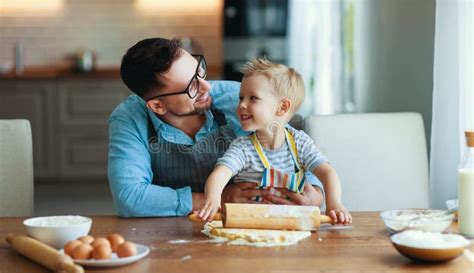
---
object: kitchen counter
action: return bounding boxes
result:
[0,67,121,80]
[0,212,471,273]
[0,65,222,80]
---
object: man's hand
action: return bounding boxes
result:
[261,183,324,206]
[192,192,205,212]
[221,182,262,205]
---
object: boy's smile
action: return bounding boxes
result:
[237,74,281,131]
[239,114,252,121]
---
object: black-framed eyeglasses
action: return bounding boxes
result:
[147,54,207,101]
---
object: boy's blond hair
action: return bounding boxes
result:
[240,58,305,114]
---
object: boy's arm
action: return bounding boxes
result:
[313,163,352,224]
[198,165,233,221]
[205,165,234,202]
[313,163,342,206]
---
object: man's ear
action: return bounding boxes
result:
[277,98,292,116]
[146,99,167,115]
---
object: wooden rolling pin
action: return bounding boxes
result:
[189,203,333,231]
[6,234,84,273]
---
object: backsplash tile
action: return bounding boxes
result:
[0,0,222,69]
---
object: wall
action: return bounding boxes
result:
[354,0,436,149]
[0,0,222,69]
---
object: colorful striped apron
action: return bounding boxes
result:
[250,129,306,201]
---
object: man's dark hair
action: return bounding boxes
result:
[120,38,183,97]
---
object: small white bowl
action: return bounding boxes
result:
[380,209,453,233]
[0,62,12,75]
[445,199,458,211]
[24,215,92,249]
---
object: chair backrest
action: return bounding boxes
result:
[304,113,429,211]
[0,119,34,216]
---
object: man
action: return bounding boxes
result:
[108,38,324,217]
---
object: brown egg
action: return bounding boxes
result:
[91,237,111,249]
[92,245,112,260]
[72,244,93,259]
[116,242,137,258]
[77,235,94,244]
[106,233,125,252]
[64,240,83,257]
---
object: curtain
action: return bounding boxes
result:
[430,0,474,208]
[287,0,346,116]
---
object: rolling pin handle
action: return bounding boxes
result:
[320,215,333,224]
[188,212,223,222]
[59,261,84,273]
[5,234,84,273]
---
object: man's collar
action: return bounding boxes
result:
[147,108,218,144]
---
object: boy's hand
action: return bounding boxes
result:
[197,198,221,222]
[326,202,352,225]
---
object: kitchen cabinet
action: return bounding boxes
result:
[55,80,129,178]
[0,76,129,180]
[0,81,55,177]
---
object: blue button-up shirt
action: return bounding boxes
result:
[108,80,323,217]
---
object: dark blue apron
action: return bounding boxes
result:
[147,109,235,192]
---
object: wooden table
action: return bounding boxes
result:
[0,212,472,273]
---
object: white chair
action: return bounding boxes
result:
[304,113,429,211]
[0,119,34,216]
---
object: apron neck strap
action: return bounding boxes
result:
[250,128,302,170]
[250,133,271,168]
[285,129,302,171]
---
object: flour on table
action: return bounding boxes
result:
[202,221,311,247]
[168,239,192,244]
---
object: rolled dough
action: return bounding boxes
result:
[202,221,311,247]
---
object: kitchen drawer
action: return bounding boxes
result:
[0,78,130,179]
[58,126,108,178]
[58,80,128,125]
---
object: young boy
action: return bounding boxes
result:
[197,59,352,225]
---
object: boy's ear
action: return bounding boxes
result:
[277,98,292,116]
[146,99,167,115]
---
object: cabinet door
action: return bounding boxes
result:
[0,81,53,177]
[56,80,128,177]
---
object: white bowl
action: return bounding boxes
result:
[380,209,454,233]
[0,62,12,74]
[445,199,458,211]
[390,230,471,262]
[24,215,92,249]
